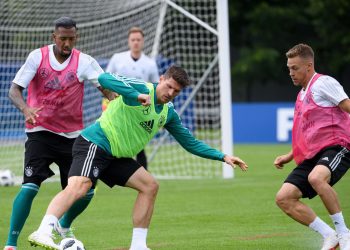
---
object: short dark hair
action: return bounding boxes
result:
[164,65,191,88]
[286,43,314,60]
[128,26,144,37]
[54,17,77,30]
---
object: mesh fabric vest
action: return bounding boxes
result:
[99,83,168,157]
[292,73,350,164]
[26,46,84,132]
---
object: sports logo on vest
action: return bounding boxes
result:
[143,106,151,115]
[44,76,62,90]
[65,70,76,83]
[39,68,49,79]
[140,120,154,134]
[158,115,165,127]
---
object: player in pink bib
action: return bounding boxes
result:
[26,45,84,133]
[4,17,115,250]
[274,44,350,250]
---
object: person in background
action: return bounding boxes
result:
[104,26,159,170]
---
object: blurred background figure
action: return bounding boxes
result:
[104,26,159,170]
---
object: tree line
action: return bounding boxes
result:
[229,0,350,102]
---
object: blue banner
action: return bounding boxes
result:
[232,103,295,143]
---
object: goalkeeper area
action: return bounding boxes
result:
[0,0,233,179]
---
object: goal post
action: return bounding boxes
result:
[217,0,234,178]
[0,0,234,179]
[143,0,234,179]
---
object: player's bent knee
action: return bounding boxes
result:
[139,179,159,198]
[308,165,331,186]
[65,176,92,199]
[275,191,290,209]
[64,185,89,200]
[307,173,326,189]
[147,180,159,196]
[275,193,284,207]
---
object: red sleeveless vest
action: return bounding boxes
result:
[26,46,84,132]
[292,73,350,164]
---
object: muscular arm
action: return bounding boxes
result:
[274,150,293,169]
[338,98,350,113]
[8,82,42,124]
[9,83,26,111]
[97,86,118,101]
[77,54,118,101]
[98,73,149,105]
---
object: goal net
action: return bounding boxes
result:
[0,0,232,180]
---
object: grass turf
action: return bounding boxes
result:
[0,144,349,249]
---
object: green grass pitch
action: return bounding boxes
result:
[0,144,349,249]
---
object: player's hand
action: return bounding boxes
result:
[137,94,151,106]
[224,155,248,171]
[274,154,292,169]
[98,86,118,101]
[23,106,43,125]
[105,90,119,101]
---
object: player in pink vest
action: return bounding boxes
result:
[4,17,115,250]
[274,44,350,250]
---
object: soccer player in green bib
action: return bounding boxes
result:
[28,65,248,250]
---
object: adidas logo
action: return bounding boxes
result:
[140,120,154,134]
[321,157,329,161]
[44,76,62,90]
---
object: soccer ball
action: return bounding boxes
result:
[0,169,14,186]
[59,238,85,250]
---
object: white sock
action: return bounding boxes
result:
[37,214,58,234]
[309,217,335,238]
[330,212,349,235]
[130,228,148,249]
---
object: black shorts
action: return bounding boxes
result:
[24,131,75,188]
[69,135,142,187]
[285,145,350,199]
